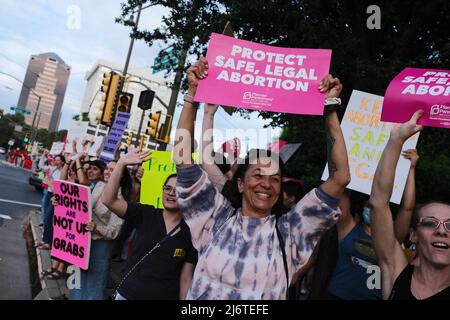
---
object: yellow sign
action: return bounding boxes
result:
[140,150,198,209]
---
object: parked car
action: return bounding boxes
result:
[29,168,44,192]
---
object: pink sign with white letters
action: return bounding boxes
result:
[51,180,91,270]
[195,33,332,115]
[381,67,450,129]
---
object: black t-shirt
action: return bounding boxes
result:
[389,264,450,300]
[118,202,197,300]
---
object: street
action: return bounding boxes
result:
[0,161,42,299]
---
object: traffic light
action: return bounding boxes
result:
[116,92,133,115]
[146,111,161,138]
[156,114,173,144]
[138,90,155,110]
[23,132,31,143]
[97,71,120,126]
[139,136,146,150]
[126,132,133,146]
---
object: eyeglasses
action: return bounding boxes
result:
[418,217,450,232]
[162,185,176,194]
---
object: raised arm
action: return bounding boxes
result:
[102,149,151,217]
[201,103,228,191]
[369,110,423,299]
[60,153,77,181]
[60,156,71,181]
[174,58,208,167]
[319,75,351,198]
[75,152,90,186]
[394,149,418,243]
[38,150,48,170]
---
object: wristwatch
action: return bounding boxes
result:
[324,97,342,112]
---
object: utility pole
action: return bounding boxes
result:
[112,2,143,123]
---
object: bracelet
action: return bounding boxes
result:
[324,97,342,112]
[325,97,341,106]
[76,167,83,171]
[184,94,199,107]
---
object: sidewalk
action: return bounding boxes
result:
[28,210,125,300]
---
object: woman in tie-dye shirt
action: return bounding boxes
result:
[173,57,351,300]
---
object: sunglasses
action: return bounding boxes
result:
[418,217,450,232]
[162,185,176,194]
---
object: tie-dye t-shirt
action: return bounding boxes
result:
[176,165,341,300]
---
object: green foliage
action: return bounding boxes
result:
[35,129,68,149]
[0,113,28,148]
[223,0,450,202]
[118,0,450,202]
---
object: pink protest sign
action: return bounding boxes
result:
[195,33,332,115]
[267,139,287,153]
[51,180,91,270]
[223,137,241,158]
[381,67,450,129]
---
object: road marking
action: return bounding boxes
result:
[0,214,12,220]
[0,199,41,208]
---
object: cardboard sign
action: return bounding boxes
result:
[140,151,177,209]
[99,112,131,163]
[223,137,241,158]
[51,180,92,270]
[381,67,450,129]
[195,33,331,115]
[66,121,89,153]
[267,139,287,153]
[321,90,420,204]
[89,136,105,157]
[140,151,198,209]
[49,142,64,155]
[279,143,302,163]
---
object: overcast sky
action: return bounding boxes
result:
[0,0,281,151]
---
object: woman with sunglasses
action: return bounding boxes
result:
[369,109,450,300]
[101,150,197,300]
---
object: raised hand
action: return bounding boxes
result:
[319,74,343,99]
[72,139,78,154]
[402,149,419,168]
[390,109,423,142]
[187,57,208,90]
[204,103,219,115]
[119,149,152,166]
[50,196,58,207]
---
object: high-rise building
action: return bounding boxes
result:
[80,60,172,147]
[17,52,71,132]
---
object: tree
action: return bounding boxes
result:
[221,0,450,203]
[116,0,449,202]
[116,0,228,102]
[0,113,29,148]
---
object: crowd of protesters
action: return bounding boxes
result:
[6,147,33,169]
[30,57,449,301]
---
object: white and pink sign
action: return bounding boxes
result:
[51,180,91,270]
[222,137,241,158]
[381,67,450,129]
[195,33,332,115]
